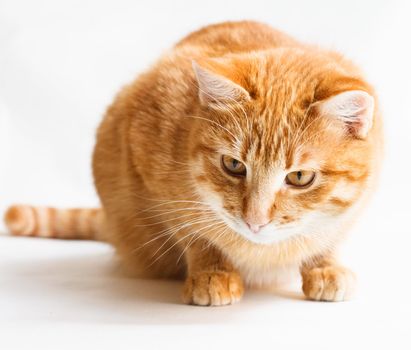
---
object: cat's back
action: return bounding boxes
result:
[175,20,300,56]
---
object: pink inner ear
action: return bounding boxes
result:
[318,90,375,138]
[192,61,250,107]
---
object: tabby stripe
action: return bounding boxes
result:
[24,206,37,236]
[36,207,51,237]
[48,207,56,238]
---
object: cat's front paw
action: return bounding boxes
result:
[182,271,244,306]
[302,266,356,302]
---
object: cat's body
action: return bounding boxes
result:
[5,21,382,305]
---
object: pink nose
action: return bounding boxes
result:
[246,222,268,234]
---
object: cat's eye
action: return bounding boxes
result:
[221,155,246,177]
[285,170,316,188]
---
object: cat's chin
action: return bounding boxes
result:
[236,229,295,245]
[237,232,281,245]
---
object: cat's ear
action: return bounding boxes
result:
[318,90,375,138]
[192,61,250,107]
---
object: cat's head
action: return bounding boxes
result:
[188,49,378,245]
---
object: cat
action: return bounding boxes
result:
[4,21,383,306]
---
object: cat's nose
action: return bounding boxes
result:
[245,221,269,234]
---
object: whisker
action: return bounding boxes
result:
[150,220,224,267]
[201,226,229,252]
[175,222,226,265]
[132,199,211,215]
[133,211,213,228]
[131,215,218,253]
[148,217,220,259]
[136,207,214,220]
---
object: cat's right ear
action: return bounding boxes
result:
[192,61,250,107]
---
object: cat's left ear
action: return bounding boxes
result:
[318,90,375,138]
[192,61,250,107]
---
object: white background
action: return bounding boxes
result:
[0,0,410,349]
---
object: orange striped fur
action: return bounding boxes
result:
[4,205,103,240]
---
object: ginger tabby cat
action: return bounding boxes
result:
[5,21,382,306]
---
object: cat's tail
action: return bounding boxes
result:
[4,205,104,240]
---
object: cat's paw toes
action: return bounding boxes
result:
[302,266,356,302]
[182,271,244,306]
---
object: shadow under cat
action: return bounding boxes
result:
[0,235,305,324]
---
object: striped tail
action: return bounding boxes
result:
[4,205,104,240]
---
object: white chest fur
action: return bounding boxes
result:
[235,260,301,288]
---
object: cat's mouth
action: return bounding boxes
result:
[218,211,299,245]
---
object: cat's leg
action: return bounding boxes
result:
[182,240,244,306]
[300,255,356,302]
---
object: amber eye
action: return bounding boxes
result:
[221,155,246,177]
[285,170,316,188]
